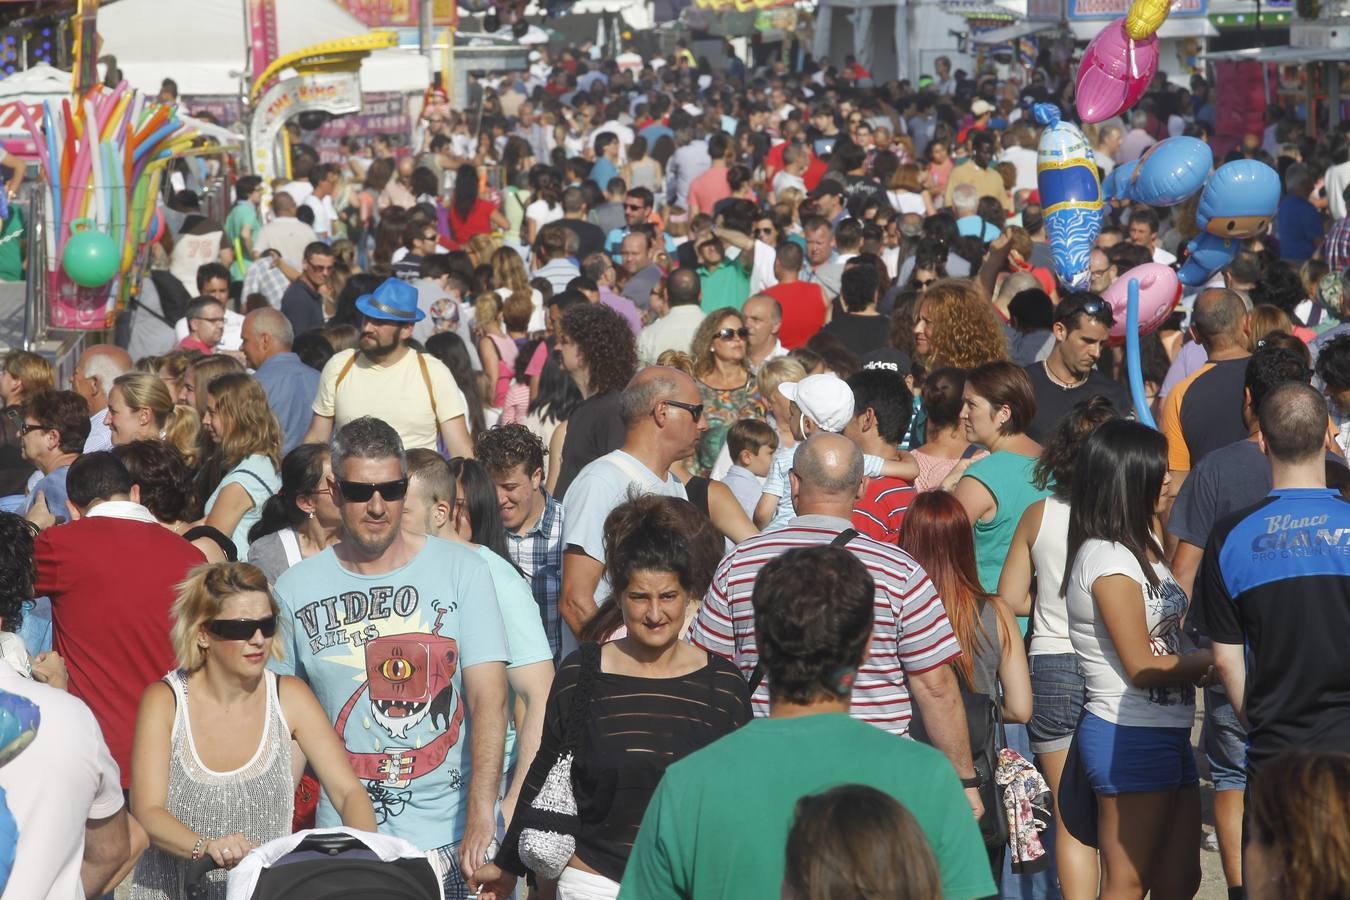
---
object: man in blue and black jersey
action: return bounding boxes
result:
[1192,382,1350,773]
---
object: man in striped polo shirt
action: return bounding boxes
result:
[689,432,983,818]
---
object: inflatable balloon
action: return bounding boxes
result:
[1124,278,1158,429]
[0,690,40,896]
[1101,263,1180,344]
[1034,104,1103,291]
[61,218,120,288]
[1075,18,1158,124]
[1176,160,1282,286]
[1102,136,1213,207]
[1126,0,1170,39]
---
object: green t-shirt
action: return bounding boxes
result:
[0,205,24,282]
[963,451,1049,634]
[224,200,263,281]
[618,713,996,900]
[698,261,751,313]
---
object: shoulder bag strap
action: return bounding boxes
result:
[333,352,358,392]
[416,353,442,427]
[563,641,603,752]
[748,528,858,693]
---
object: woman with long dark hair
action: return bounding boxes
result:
[442,163,510,251]
[997,395,1118,899]
[1063,419,1212,900]
[245,443,341,585]
[523,351,582,494]
[425,331,487,435]
[523,165,563,247]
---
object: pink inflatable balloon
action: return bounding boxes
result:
[1075,18,1158,124]
[1102,262,1180,345]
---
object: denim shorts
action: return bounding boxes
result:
[1028,652,1087,754]
[1077,710,1199,795]
[1200,687,1248,792]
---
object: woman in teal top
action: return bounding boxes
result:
[202,373,282,559]
[952,362,1050,610]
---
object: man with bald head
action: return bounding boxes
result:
[691,432,984,818]
[637,267,704,365]
[1159,288,1253,498]
[71,345,131,452]
[241,306,320,452]
[619,230,663,311]
[559,366,708,651]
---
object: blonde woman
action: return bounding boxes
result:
[689,307,766,476]
[201,373,283,559]
[886,163,935,217]
[491,246,544,335]
[179,354,244,416]
[106,372,202,468]
[129,563,374,898]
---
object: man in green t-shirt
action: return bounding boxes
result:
[619,546,995,900]
[224,175,264,282]
[695,234,752,313]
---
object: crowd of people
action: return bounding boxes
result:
[4,39,1350,900]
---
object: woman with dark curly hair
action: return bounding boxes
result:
[553,303,639,499]
[113,440,229,565]
[912,279,1008,370]
[995,395,1118,898]
[471,494,750,899]
[0,512,45,675]
[689,307,766,475]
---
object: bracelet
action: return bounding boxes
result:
[960,774,982,788]
[190,836,206,860]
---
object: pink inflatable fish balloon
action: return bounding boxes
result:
[1102,262,1180,345]
[1075,18,1158,124]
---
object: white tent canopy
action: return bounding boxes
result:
[0,63,72,105]
[97,0,429,96]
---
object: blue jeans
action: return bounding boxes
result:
[1201,687,1248,792]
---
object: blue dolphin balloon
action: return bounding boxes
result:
[1177,160,1281,286]
[1034,104,1103,290]
[1103,136,1212,207]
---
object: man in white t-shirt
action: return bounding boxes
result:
[772,144,810,200]
[559,367,705,648]
[304,278,473,458]
[254,192,318,266]
[302,163,341,241]
[0,659,140,900]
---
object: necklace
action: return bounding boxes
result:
[1043,359,1088,391]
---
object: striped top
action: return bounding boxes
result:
[688,514,962,733]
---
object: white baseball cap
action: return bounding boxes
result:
[971,99,994,116]
[778,373,855,433]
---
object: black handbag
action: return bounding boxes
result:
[910,683,1010,849]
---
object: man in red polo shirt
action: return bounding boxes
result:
[34,451,205,788]
[844,369,916,543]
[763,242,828,349]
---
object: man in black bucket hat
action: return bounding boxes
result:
[303,277,475,457]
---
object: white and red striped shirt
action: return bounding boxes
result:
[689,514,962,734]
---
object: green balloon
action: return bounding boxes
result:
[62,218,119,287]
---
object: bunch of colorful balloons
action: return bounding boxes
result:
[1033,0,1283,423]
[18,82,200,328]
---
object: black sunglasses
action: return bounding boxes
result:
[714,327,749,340]
[17,422,49,436]
[206,615,277,641]
[1056,296,1115,326]
[664,399,704,422]
[337,478,410,503]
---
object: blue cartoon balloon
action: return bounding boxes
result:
[0,690,40,895]
[1102,136,1212,207]
[1034,104,1103,290]
[1177,160,1281,286]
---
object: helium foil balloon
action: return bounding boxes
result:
[1102,136,1212,207]
[1034,104,1103,291]
[1101,263,1181,344]
[1177,160,1282,286]
[1075,18,1158,124]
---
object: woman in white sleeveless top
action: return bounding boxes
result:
[997,397,1117,900]
[129,562,374,898]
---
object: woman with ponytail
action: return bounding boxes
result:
[106,371,202,468]
[246,444,341,585]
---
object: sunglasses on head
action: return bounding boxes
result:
[1057,295,1115,326]
[206,615,277,641]
[663,399,704,422]
[336,478,410,503]
[715,327,749,340]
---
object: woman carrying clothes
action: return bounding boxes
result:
[1063,419,1214,900]
[470,494,752,900]
[200,373,282,560]
[129,562,374,899]
[997,396,1119,900]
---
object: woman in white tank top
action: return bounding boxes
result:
[996,396,1118,900]
[129,563,375,898]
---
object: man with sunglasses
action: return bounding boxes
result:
[559,367,707,653]
[1023,291,1132,442]
[19,390,89,530]
[604,188,676,263]
[280,241,336,337]
[273,417,509,898]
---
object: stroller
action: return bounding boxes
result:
[185,829,444,900]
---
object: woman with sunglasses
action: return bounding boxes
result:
[129,562,374,897]
[246,444,342,585]
[689,308,767,476]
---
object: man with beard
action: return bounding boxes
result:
[274,416,509,899]
[303,278,475,458]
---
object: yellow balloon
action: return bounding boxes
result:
[1126,0,1170,38]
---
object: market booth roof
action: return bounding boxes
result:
[96,0,430,95]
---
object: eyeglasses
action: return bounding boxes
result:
[205,615,277,641]
[714,327,749,341]
[17,422,48,436]
[1056,296,1115,326]
[663,399,704,422]
[193,316,226,325]
[336,478,410,503]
